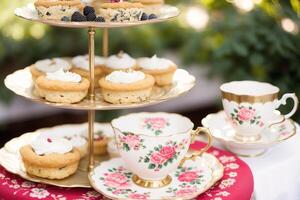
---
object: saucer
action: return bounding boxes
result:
[202,111,296,157]
[89,153,224,200]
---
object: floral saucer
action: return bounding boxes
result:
[202,111,296,157]
[89,153,224,200]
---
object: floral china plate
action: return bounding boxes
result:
[202,111,296,157]
[89,153,224,200]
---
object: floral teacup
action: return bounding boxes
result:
[221,81,298,141]
[111,112,212,188]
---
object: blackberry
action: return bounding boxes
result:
[140,13,148,21]
[71,11,86,22]
[95,16,105,22]
[61,16,70,22]
[86,12,96,21]
[83,6,95,16]
[148,14,157,20]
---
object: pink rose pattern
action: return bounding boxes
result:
[230,105,264,126]
[119,132,146,151]
[144,117,170,136]
[138,140,188,171]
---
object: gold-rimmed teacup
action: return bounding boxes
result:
[111,112,212,188]
[221,80,298,141]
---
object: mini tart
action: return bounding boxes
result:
[35,75,90,104]
[97,2,144,22]
[93,134,108,156]
[99,71,155,104]
[34,0,84,20]
[64,135,88,158]
[30,58,72,81]
[137,56,177,86]
[20,145,80,179]
[70,55,105,88]
[102,52,137,75]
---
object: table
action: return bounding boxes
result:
[0,142,254,200]
[214,123,300,200]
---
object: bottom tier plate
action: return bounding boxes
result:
[0,123,113,188]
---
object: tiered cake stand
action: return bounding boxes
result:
[3,3,196,188]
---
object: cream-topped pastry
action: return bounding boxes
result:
[20,137,80,179]
[31,137,72,155]
[71,55,105,88]
[35,68,90,103]
[99,70,155,104]
[34,0,84,20]
[137,55,177,86]
[105,70,145,84]
[30,58,72,81]
[46,68,81,83]
[102,52,137,74]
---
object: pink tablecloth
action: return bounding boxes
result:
[0,141,253,200]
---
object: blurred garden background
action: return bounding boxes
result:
[0,0,300,144]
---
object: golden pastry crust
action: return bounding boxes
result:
[20,145,80,168]
[71,67,102,77]
[94,137,108,155]
[35,76,90,92]
[140,64,177,75]
[99,74,155,91]
[100,2,144,9]
[34,0,84,8]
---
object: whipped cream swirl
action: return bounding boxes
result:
[72,55,106,71]
[35,58,71,73]
[106,70,145,84]
[46,68,81,83]
[106,52,136,69]
[137,55,174,70]
[66,135,87,147]
[31,137,73,155]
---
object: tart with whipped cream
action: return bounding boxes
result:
[97,2,144,22]
[102,52,137,75]
[19,137,80,179]
[34,0,84,20]
[137,55,177,86]
[30,58,71,81]
[71,55,105,88]
[99,70,155,104]
[35,68,90,103]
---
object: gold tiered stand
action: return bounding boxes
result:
[3,3,195,187]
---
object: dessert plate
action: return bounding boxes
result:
[14,3,180,29]
[202,111,296,157]
[0,123,113,188]
[89,154,223,200]
[4,67,195,110]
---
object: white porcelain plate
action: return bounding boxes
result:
[202,111,296,156]
[89,154,223,200]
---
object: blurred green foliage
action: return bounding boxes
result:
[0,0,300,120]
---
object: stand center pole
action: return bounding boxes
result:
[88,27,96,172]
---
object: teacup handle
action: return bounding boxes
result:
[275,93,299,119]
[179,127,212,167]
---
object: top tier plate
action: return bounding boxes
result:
[14,4,180,28]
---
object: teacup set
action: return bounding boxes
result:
[203,80,298,156]
[89,80,298,199]
[89,113,224,199]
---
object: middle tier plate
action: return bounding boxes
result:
[4,67,195,110]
